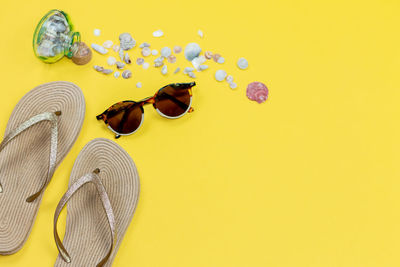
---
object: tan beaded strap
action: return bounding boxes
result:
[0,111,61,202]
[54,169,116,267]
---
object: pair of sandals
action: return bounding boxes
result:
[0,81,140,266]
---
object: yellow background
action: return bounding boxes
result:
[0,0,399,266]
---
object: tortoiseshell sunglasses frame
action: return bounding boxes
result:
[96,82,196,139]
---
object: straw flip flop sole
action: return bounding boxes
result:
[54,138,140,267]
[0,81,85,255]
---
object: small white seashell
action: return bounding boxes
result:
[198,29,204,38]
[237,57,248,70]
[124,53,132,64]
[112,45,120,52]
[102,69,113,75]
[122,70,132,79]
[119,33,136,50]
[91,43,108,54]
[116,61,125,69]
[153,30,164,37]
[174,67,181,74]
[192,55,206,70]
[226,75,234,83]
[114,71,120,78]
[184,43,202,61]
[198,65,209,71]
[217,57,225,64]
[161,47,172,57]
[173,46,182,54]
[142,62,150,69]
[103,40,113,49]
[229,82,238,89]
[118,49,124,61]
[93,29,101,36]
[136,58,144,65]
[107,56,117,66]
[215,70,227,81]
[93,65,104,72]
[161,65,168,75]
[151,49,159,56]
[142,47,151,57]
[167,55,177,63]
[205,51,213,59]
[139,42,150,48]
[154,58,164,67]
[136,82,142,88]
[184,67,195,74]
[213,53,221,62]
[188,72,196,78]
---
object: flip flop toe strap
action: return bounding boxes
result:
[0,111,61,202]
[54,169,116,267]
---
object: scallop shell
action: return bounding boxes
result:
[246,82,269,103]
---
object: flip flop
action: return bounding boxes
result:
[53,138,140,267]
[0,81,85,255]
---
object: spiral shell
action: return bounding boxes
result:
[124,53,132,64]
[246,82,269,103]
[122,70,132,79]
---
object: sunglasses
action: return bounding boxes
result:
[96,82,196,138]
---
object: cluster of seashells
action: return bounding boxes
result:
[91,33,136,79]
[89,29,268,103]
[36,13,71,58]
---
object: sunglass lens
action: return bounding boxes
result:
[106,102,143,135]
[155,84,191,118]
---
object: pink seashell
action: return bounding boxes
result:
[246,82,269,104]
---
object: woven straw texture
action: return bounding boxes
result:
[0,81,85,255]
[54,138,140,267]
